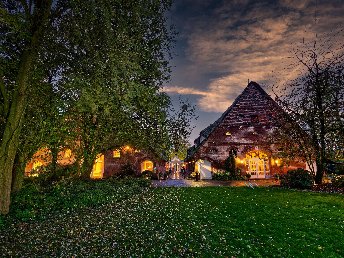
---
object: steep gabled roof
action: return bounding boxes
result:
[187,81,282,159]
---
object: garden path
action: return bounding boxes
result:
[151,179,279,187]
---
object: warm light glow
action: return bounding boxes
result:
[32,161,43,170]
[91,154,104,179]
[236,158,244,164]
[141,160,154,172]
[225,131,231,136]
[64,149,72,159]
[113,149,120,158]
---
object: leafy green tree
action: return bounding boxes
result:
[0,0,54,214]
[0,0,174,214]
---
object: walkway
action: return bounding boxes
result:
[151,179,279,187]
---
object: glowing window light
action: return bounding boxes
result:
[142,160,154,171]
[64,149,72,159]
[32,161,43,170]
[113,150,120,158]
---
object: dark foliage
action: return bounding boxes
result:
[26,164,79,187]
[5,178,150,225]
[331,175,344,188]
[327,163,344,175]
[117,163,138,178]
[141,170,158,180]
[280,168,314,189]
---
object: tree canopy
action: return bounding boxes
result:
[0,0,193,215]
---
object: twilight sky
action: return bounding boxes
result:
[163,0,344,143]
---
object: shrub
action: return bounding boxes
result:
[117,163,138,178]
[326,163,344,175]
[280,168,314,189]
[27,164,79,189]
[212,170,229,180]
[141,170,158,180]
[331,175,344,188]
[0,215,4,229]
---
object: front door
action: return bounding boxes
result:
[91,154,104,179]
[247,158,269,178]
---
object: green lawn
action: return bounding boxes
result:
[1,181,343,257]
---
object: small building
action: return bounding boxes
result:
[26,145,165,179]
[186,81,306,179]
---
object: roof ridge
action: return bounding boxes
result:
[191,81,275,149]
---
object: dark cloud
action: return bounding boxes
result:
[164,0,344,140]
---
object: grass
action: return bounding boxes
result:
[0,180,343,257]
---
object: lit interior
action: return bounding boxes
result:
[113,149,120,158]
[245,151,270,178]
[141,160,153,172]
[91,154,104,179]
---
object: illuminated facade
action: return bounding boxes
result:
[26,145,164,179]
[186,81,306,179]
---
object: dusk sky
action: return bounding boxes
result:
[163,0,344,143]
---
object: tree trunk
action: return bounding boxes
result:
[81,155,94,179]
[50,145,59,175]
[0,49,33,214]
[0,2,52,214]
[80,146,95,179]
[315,158,324,184]
[11,152,26,193]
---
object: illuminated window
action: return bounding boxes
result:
[113,150,120,158]
[225,132,231,136]
[123,145,131,152]
[141,160,154,172]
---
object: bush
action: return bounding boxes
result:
[280,168,314,189]
[27,164,79,188]
[117,163,138,178]
[331,175,344,188]
[0,215,4,229]
[326,163,344,175]
[141,170,158,180]
[212,168,244,180]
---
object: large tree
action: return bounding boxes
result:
[0,0,54,215]
[275,42,344,183]
[0,0,174,214]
